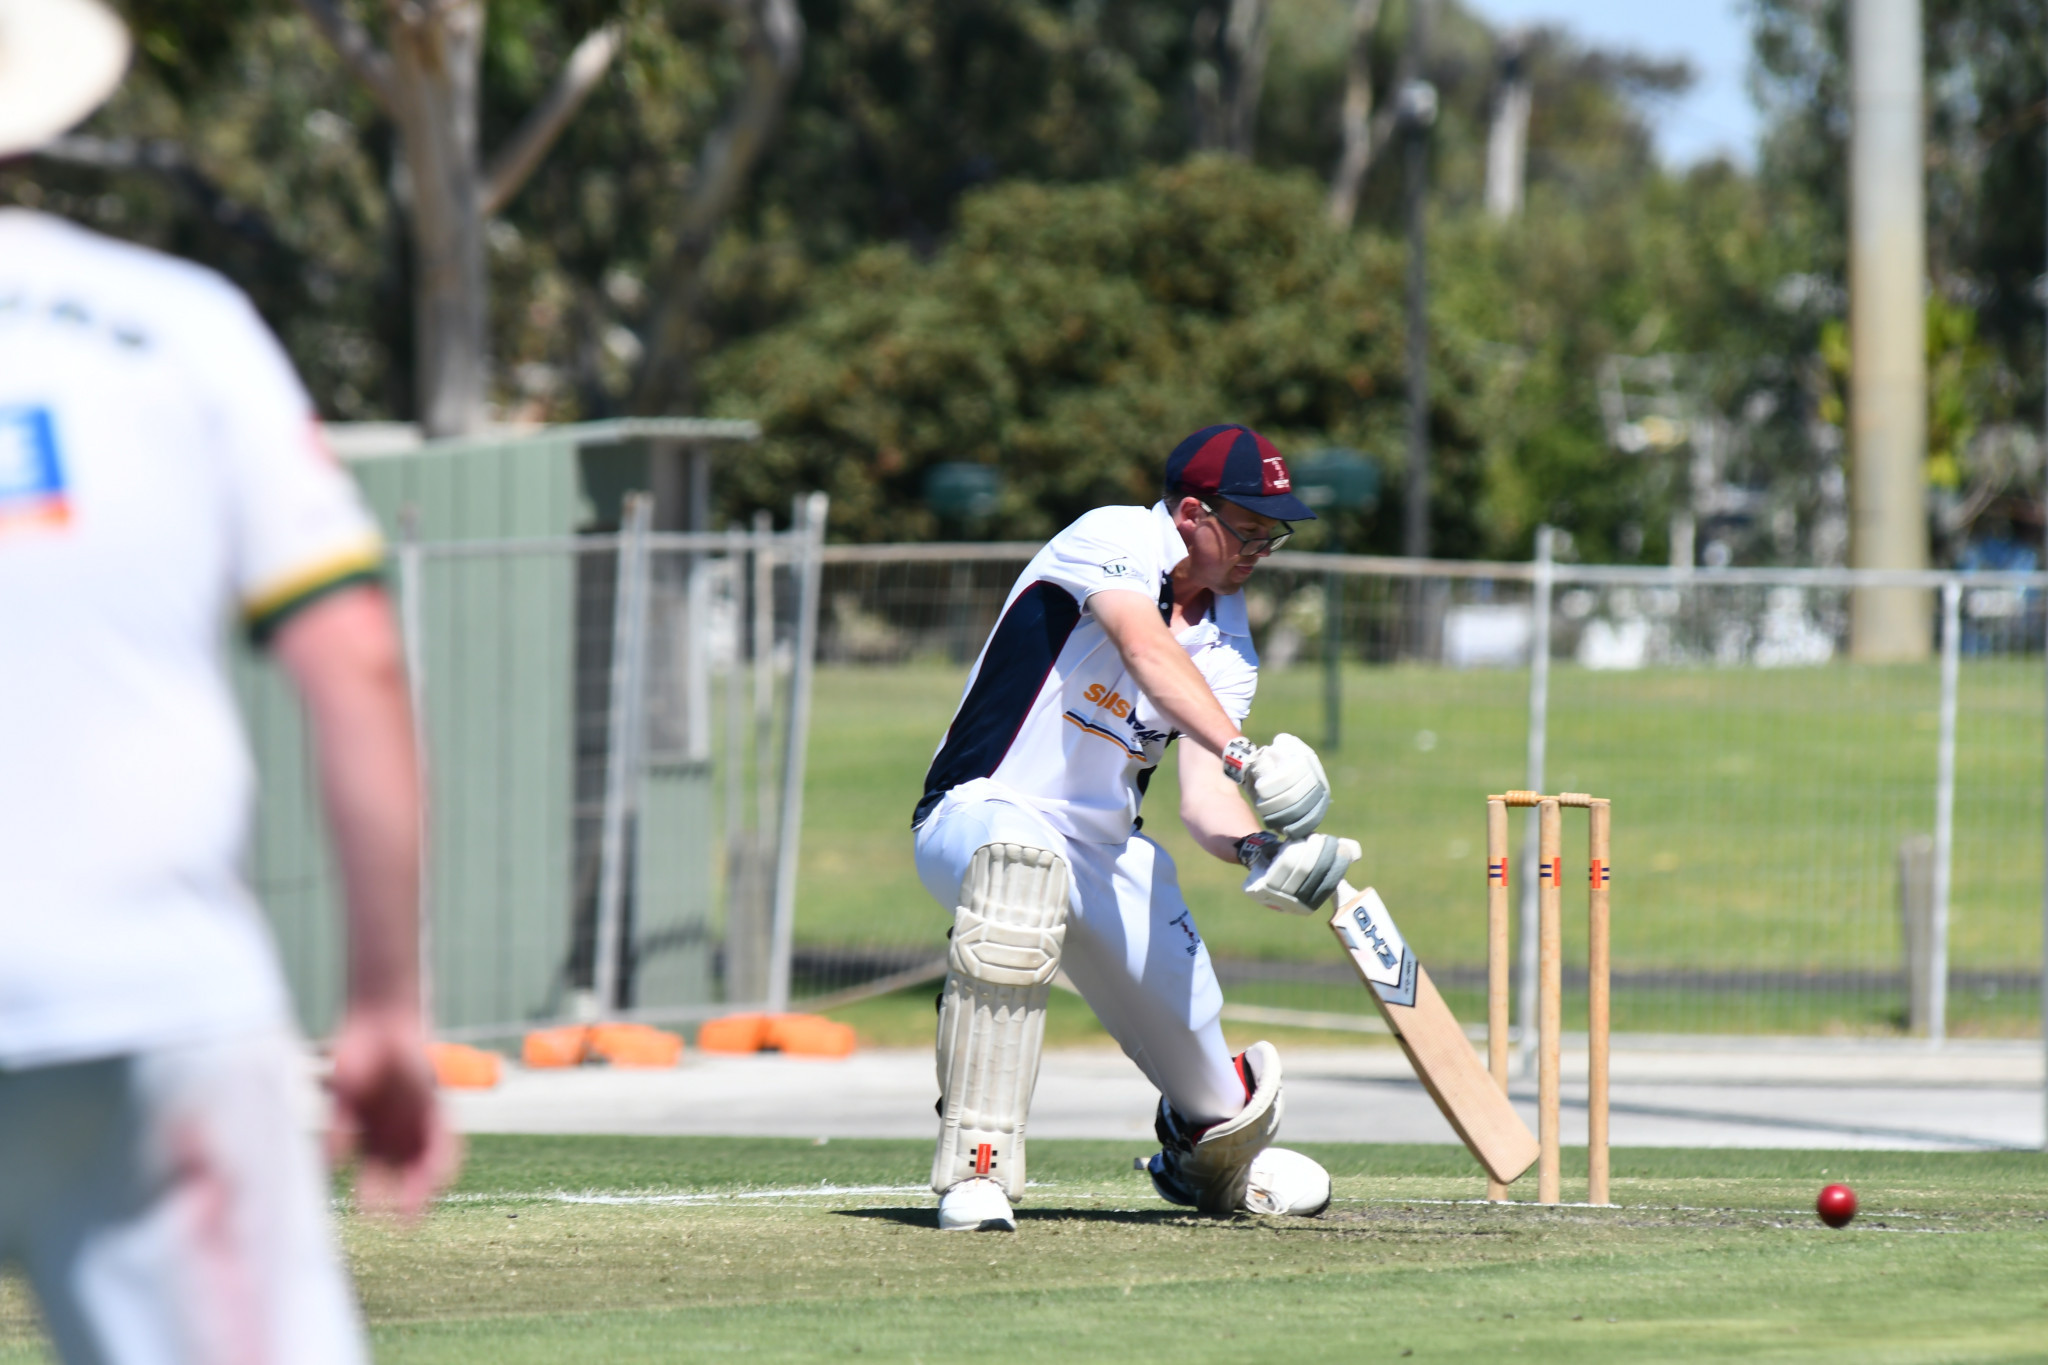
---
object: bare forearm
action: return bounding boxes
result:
[1092,592,1241,756]
[273,588,423,1012]
[1121,636,1241,755]
[1179,745,1261,863]
[319,677,421,1010]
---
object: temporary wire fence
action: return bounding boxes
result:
[240,495,830,1043]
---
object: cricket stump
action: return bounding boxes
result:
[1485,796,1512,1203]
[1537,797,1563,1205]
[1487,789,1613,1207]
[1588,797,1611,1206]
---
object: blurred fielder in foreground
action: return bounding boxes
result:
[0,2,453,1358]
[915,423,1359,1231]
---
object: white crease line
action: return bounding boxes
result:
[437,1183,957,1207]
[554,1183,935,1205]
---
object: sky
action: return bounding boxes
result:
[1458,0,1760,167]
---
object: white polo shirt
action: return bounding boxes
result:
[0,210,384,1066]
[916,500,1258,844]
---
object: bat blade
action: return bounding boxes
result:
[1328,883,1539,1186]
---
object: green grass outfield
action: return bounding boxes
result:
[797,658,2048,1036]
[7,1137,2046,1362]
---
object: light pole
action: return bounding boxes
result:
[1400,73,1438,561]
[2038,80,2048,1153]
[1847,0,1931,659]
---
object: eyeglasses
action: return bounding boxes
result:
[1201,501,1293,555]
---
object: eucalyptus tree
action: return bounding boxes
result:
[295,0,800,435]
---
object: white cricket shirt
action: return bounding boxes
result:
[0,210,384,1066]
[916,500,1258,844]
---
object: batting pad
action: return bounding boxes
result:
[932,842,1072,1201]
[1159,1040,1284,1215]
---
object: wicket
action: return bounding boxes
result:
[1486,790,1611,1206]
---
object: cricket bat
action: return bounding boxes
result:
[1328,881,1539,1186]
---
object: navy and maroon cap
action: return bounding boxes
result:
[1163,424,1317,522]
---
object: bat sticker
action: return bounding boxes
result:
[1335,887,1418,1009]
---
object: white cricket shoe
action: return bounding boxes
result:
[1145,1144,1332,1216]
[937,1177,1016,1231]
[1242,1147,1332,1217]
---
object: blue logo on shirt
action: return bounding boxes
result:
[0,406,69,533]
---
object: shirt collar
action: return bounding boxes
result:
[1150,499,1251,639]
[1210,585,1251,637]
[1150,499,1189,575]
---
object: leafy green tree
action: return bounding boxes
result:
[705,159,1499,547]
[1752,0,2046,553]
[1754,0,2047,349]
[8,3,402,416]
[10,0,802,430]
[10,0,1850,568]
[1430,158,1834,562]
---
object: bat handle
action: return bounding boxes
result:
[1336,878,1360,906]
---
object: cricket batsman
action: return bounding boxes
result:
[915,424,1361,1231]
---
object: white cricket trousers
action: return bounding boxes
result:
[0,1028,366,1365]
[915,781,1247,1126]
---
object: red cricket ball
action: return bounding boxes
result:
[1816,1183,1858,1228]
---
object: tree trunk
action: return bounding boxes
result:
[388,2,488,439]
[295,0,621,439]
[633,0,803,416]
[293,0,789,431]
[1326,0,1384,226]
[1484,31,1532,221]
[1222,0,1270,158]
[1192,0,1270,159]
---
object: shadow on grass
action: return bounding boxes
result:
[837,1206,1212,1228]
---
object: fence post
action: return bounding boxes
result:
[396,506,432,1030]
[1516,525,1555,1067]
[1323,558,1342,750]
[720,529,753,1002]
[727,510,777,1006]
[1931,579,1960,1045]
[1899,834,1935,1034]
[685,548,714,766]
[593,493,655,1016]
[766,491,830,1013]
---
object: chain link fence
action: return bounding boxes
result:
[793,542,2048,1049]
[241,521,2048,1053]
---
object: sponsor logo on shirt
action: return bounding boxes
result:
[1071,683,1177,761]
[0,405,70,536]
[1082,682,1134,718]
[1125,715,1173,748]
[1100,558,1133,578]
[1063,709,1147,758]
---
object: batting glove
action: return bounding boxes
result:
[1221,732,1331,839]
[1237,832,1362,915]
